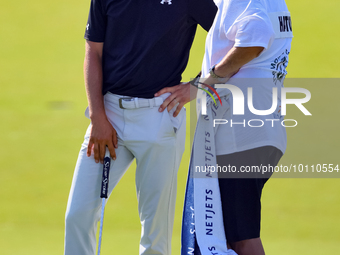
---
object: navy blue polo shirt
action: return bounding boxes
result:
[84,0,217,98]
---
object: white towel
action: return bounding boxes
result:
[182,89,238,255]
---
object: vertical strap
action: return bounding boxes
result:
[149,98,155,108]
[134,98,139,108]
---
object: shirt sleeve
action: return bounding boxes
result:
[225,7,275,50]
[84,0,107,42]
[188,0,217,31]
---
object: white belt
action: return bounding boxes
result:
[118,97,164,109]
[106,93,165,109]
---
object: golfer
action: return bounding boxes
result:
[156,0,293,254]
[64,1,217,255]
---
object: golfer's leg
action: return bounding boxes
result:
[132,110,186,255]
[64,125,134,255]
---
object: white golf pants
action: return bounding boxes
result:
[64,93,186,255]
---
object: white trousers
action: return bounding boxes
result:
[64,93,186,255]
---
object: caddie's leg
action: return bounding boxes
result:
[126,107,186,255]
[64,124,134,255]
[217,146,283,255]
[229,238,265,255]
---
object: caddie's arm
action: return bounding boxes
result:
[84,40,117,163]
[202,46,264,86]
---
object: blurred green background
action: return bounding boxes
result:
[0,0,339,254]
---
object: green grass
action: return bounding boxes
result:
[0,0,339,254]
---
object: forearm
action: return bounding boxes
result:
[202,46,264,86]
[84,41,118,162]
[84,41,106,123]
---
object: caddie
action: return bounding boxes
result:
[157,0,293,254]
[64,1,217,255]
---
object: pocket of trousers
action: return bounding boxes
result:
[167,107,186,134]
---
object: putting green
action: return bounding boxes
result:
[0,0,339,254]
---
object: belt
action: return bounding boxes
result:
[118,97,164,109]
[106,93,166,110]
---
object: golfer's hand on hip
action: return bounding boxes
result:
[155,82,197,117]
[87,117,118,163]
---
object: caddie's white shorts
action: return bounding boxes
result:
[64,92,186,255]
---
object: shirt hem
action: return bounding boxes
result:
[84,35,105,43]
[234,42,269,49]
[216,141,286,156]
